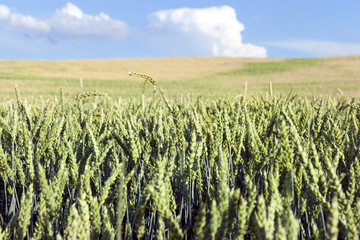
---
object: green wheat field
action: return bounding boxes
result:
[1,56,360,239]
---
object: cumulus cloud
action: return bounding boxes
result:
[0,5,10,20]
[0,5,50,37]
[264,40,360,57]
[0,3,129,40]
[150,6,267,58]
[49,3,129,40]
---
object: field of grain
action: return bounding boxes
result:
[1,85,360,239]
[1,56,360,239]
[1,56,360,99]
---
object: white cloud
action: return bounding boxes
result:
[0,3,129,40]
[151,6,267,58]
[49,3,129,40]
[0,5,50,37]
[264,40,360,57]
[0,5,10,20]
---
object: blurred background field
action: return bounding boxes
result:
[1,56,360,101]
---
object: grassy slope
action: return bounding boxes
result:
[0,56,359,100]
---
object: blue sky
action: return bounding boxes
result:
[0,0,359,59]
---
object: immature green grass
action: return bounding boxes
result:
[217,58,318,76]
[1,85,360,239]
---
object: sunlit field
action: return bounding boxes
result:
[1,56,360,239]
[1,56,360,100]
